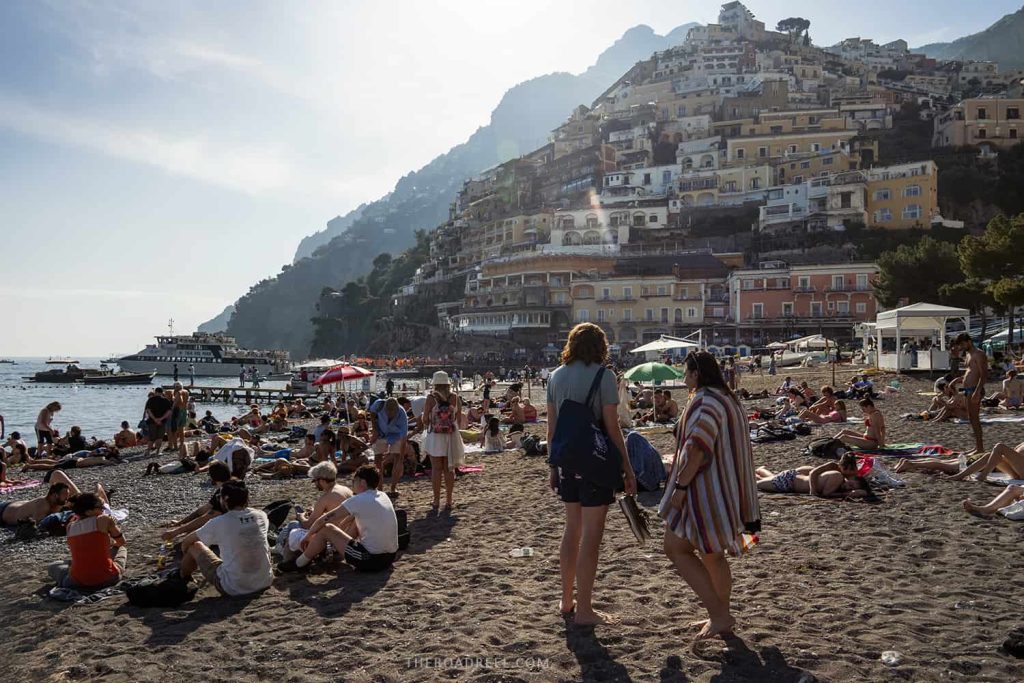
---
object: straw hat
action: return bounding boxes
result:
[431,370,451,386]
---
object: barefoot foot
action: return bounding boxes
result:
[574,609,617,626]
[962,499,993,518]
[695,615,736,641]
[559,600,576,615]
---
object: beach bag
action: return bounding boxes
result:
[549,367,623,491]
[520,434,545,457]
[805,437,847,460]
[396,509,411,551]
[125,574,197,608]
[38,510,74,537]
[430,393,456,434]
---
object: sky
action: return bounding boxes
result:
[1,0,1019,357]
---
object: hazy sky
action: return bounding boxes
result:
[1,0,1018,357]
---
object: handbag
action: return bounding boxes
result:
[549,366,624,490]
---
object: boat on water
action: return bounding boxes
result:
[82,371,157,385]
[116,332,290,377]
[46,356,80,365]
[28,365,107,383]
[0,359,15,364]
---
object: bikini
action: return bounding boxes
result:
[771,469,798,493]
[861,417,879,445]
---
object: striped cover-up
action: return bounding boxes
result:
[658,387,761,555]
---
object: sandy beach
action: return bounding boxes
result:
[1,370,1023,682]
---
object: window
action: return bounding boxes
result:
[577,309,590,322]
[736,148,745,160]
[662,170,672,184]
[657,286,667,296]
[597,309,605,322]
[688,307,697,318]
[874,208,893,222]
[801,161,811,169]
[752,303,764,319]
[903,204,922,220]
[660,308,669,323]
[840,192,852,209]
[810,301,823,317]
[856,274,868,289]
[874,188,891,201]
[798,276,810,290]
[750,177,761,189]
[837,301,850,314]
[743,279,755,290]
[645,309,654,321]
[1012,129,1019,139]
[977,129,986,139]
[977,107,987,120]
[623,309,632,321]
[770,125,783,134]
[1009,108,1020,120]
[623,286,633,299]
[787,144,797,154]
[903,185,921,197]
[758,146,768,158]
[822,157,833,165]
[810,143,820,152]
[633,214,645,227]
[856,302,867,313]
[601,288,610,300]
[649,214,658,224]
[782,302,794,317]
[674,308,683,323]
[793,175,803,184]
[643,173,652,185]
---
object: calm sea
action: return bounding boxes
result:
[0,358,290,442]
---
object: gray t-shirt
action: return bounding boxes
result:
[546,361,619,422]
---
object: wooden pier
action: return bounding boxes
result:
[161,385,321,405]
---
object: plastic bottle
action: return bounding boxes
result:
[880,651,902,666]
[509,547,534,557]
[156,543,169,570]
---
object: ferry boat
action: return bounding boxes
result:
[116,333,290,377]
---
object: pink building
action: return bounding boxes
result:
[726,262,878,344]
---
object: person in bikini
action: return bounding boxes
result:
[949,441,1024,482]
[805,386,837,416]
[962,484,1024,518]
[833,398,885,449]
[954,332,988,455]
[800,400,848,424]
[756,453,871,499]
[987,368,1024,410]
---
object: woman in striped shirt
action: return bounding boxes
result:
[659,351,761,643]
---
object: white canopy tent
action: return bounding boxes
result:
[874,303,970,372]
[296,358,344,370]
[630,335,701,354]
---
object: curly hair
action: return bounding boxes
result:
[560,323,608,366]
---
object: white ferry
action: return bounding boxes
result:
[116,333,290,377]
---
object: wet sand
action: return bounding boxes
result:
[1,370,1023,682]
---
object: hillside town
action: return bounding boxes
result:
[314,1,1024,358]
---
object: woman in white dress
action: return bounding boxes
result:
[421,371,465,510]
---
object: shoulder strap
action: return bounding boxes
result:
[584,366,606,408]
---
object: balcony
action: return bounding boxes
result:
[826,284,873,293]
[673,294,704,301]
[793,286,816,293]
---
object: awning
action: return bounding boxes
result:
[629,336,701,354]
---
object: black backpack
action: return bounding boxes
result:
[125,575,197,608]
[263,499,294,530]
[804,437,847,460]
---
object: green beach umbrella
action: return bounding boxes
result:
[623,362,683,382]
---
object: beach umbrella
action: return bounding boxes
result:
[623,362,683,382]
[766,341,788,349]
[313,364,373,386]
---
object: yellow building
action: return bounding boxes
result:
[933,97,1023,152]
[726,130,858,165]
[865,161,938,230]
[775,149,853,185]
[675,164,772,207]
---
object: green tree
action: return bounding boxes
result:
[959,213,1024,343]
[939,279,998,341]
[776,17,810,42]
[873,236,963,308]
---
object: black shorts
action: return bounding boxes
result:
[36,430,54,445]
[148,421,166,440]
[344,542,396,572]
[557,468,615,508]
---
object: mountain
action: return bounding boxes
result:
[196,305,234,333]
[209,22,699,357]
[914,6,1024,69]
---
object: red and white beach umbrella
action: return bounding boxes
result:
[312,364,373,386]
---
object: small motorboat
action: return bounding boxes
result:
[81,371,158,385]
[30,365,105,383]
[0,359,15,364]
[46,356,80,365]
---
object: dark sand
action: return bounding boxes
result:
[1,370,1023,682]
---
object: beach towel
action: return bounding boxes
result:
[852,444,952,458]
[47,584,125,606]
[982,472,1024,487]
[625,431,668,492]
[954,415,1024,424]
[0,480,41,494]
[999,500,1024,520]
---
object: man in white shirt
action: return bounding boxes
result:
[179,481,273,596]
[278,464,399,573]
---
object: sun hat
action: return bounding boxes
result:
[431,370,451,386]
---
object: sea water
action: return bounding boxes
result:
[0,358,290,441]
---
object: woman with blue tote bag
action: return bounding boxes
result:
[546,323,636,626]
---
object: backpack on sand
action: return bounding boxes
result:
[125,575,197,608]
[804,437,848,460]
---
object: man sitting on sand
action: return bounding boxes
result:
[986,368,1023,410]
[160,461,234,541]
[756,454,872,499]
[278,464,399,573]
[279,461,353,562]
[114,422,137,448]
[179,480,273,596]
[47,486,126,590]
[0,481,71,526]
